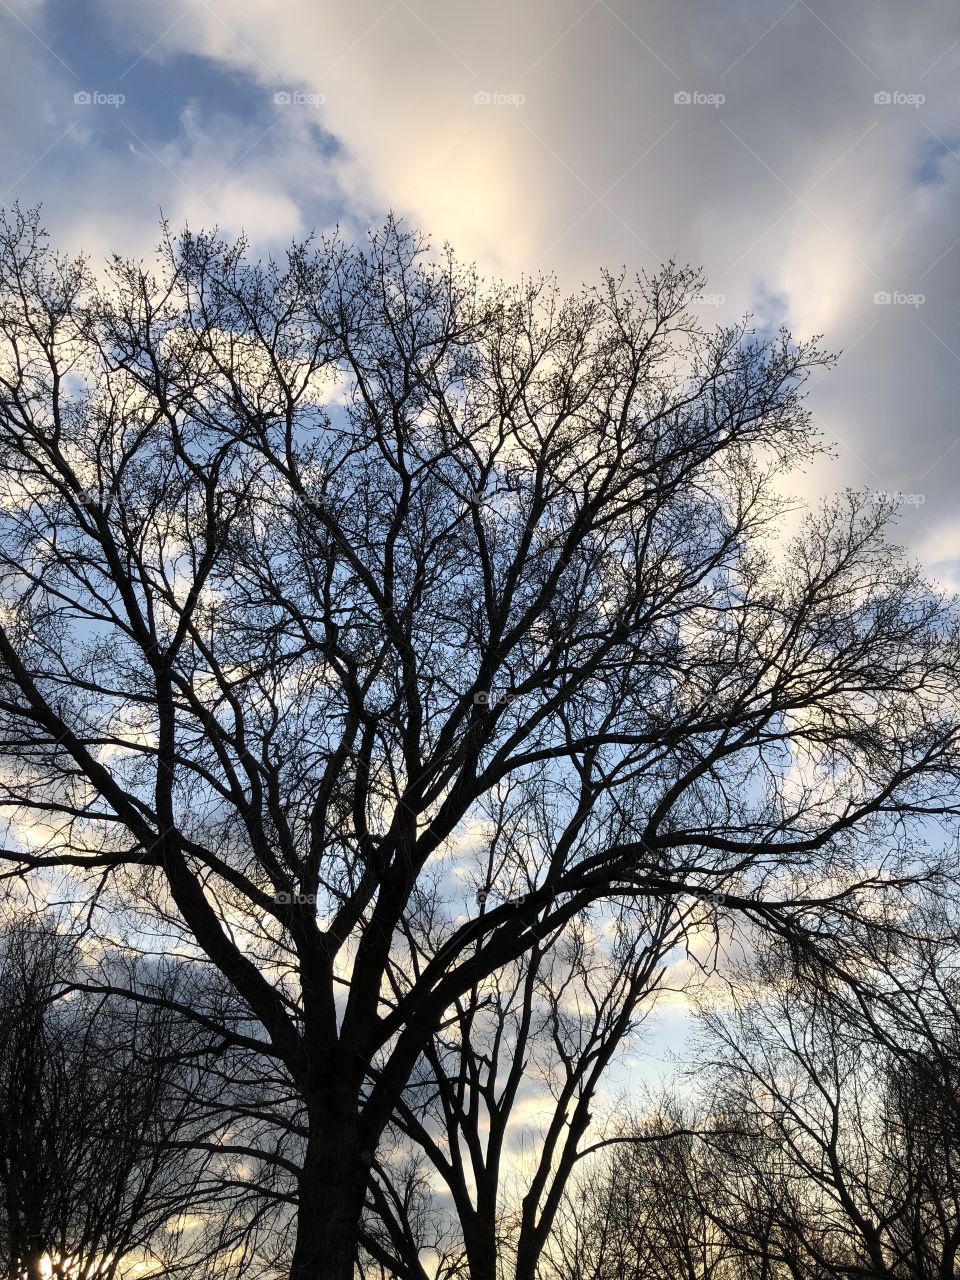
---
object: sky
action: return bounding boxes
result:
[3,10,957,845]
[2,0,958,1162]
[2,0,958,587]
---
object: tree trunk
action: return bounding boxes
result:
[25,1248,47,1280]
[289,1103,371,1280]
[463,1225,499,1280]
[462,1175,502,1280]
[514,1233,546,1280]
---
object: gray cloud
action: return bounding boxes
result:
[1,0,958,581]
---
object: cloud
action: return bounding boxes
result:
[0,0,958,575]
[1,0,955,1152]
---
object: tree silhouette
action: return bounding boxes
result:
[571,932,960,1280]
[372,902,679,1279]
[0,206,958,1277]
[0,916,236,1280]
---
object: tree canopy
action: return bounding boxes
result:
[0,207,958,1278]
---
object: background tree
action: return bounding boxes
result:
[691,936,960,1280]
[0,204,958,1278]
[372,897,681,1280]
[0,914,246,1280]
[542,1104,731,1280]
[563,924,960,1280]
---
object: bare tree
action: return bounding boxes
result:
[359,1140,468,1280]
[0,914,247,1280]
[690,939,960,1280]
[572,927,960,1280]
[0,204,958,1278]
[374,897,682,1280]
[542,1104,732,1280]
